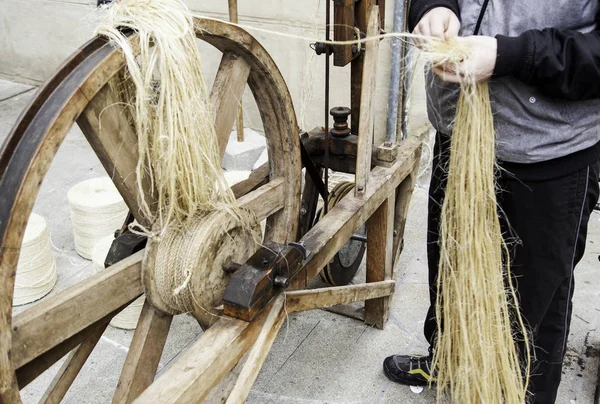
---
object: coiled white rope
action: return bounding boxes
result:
[68,177,129,259]
[92,235,144,330]
[13,213,57,306]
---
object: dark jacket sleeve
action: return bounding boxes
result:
[493,20,600,100]
[408,0,460,32]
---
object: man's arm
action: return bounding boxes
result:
[494,26,600,100]
[409,0,460,32]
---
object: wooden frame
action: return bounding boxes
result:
[0,5,421,403]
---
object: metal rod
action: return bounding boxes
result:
[385,0,406,144]
[397,0,412,141]
[350,234,367,243]
[324,0,332,213]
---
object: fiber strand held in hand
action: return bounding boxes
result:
[421,39,530,403]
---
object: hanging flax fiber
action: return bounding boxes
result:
[95,0,260,318]
[420,40,530,403]
[96,0,240,233]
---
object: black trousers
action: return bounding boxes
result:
[423,133,600,404]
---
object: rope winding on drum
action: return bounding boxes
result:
[68,177,129,259]
[13,213,57,306]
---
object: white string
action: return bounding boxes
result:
[68,177,129,259]
[92,235,144,329]
[13,213,57,306]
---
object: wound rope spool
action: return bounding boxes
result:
[144,208,261,327]
[92,235,144,329]
[68,177,129,259]
[14,213,57,306]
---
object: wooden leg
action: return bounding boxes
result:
[364,195,395,329]
[392,158,419,272]
[40,322,109,404]
[113,301,172,404]
[225,296,286,403]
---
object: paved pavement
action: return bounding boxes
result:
[1,78,599,403]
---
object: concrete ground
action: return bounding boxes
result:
[2,77,600,403]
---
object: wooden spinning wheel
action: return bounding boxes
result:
[0,6,421,404]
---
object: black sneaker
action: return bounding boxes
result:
[383,355,436,386]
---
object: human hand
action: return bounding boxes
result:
[413,7,461,47]
[433,35,498,83]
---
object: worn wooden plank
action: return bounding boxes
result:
[302,138,421,284]
[39,322,109,403]
[225,296,285,403]
[113,301,172,404]
[286,280,395,313]
[355,7,380,194]
[364,195,395,329]
[133,300,282,404]
[77,81,154,227]
[12,251,143,369]
[211,52,251,159]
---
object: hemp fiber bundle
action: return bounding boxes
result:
[421,40,530,403]
[96,0,239,232]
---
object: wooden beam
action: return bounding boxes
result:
[302,138,421,284]
[285,280,395,313]
[364,195,395,329]
[77,82,154,227]
[355,7,380,194]
[113,301,172,404]
[211,52,251,159]
[39,322,109,403]
[133,299,284,404]
[225,296,285,403]
[236,178,284,221]
[12,251,143,369]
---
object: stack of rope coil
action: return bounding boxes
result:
[68,177,128,259]
[14,213,57,306]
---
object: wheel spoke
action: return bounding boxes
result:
[12,251,143,369]
[133,297,285,404]
[38,320,109,403]
[236,178,284,222]
[113,301,172,404]
[210,52,251,160]
[77,82,155,227]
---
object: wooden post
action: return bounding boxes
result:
[364,195,395,329]
[228,0,245,142]
[351,0,376,132]
[354,6,380,194]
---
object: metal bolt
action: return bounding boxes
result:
[300,207,307,215]
[393,230,398,237]
[274,276,290,288]
[223,262,242,274]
